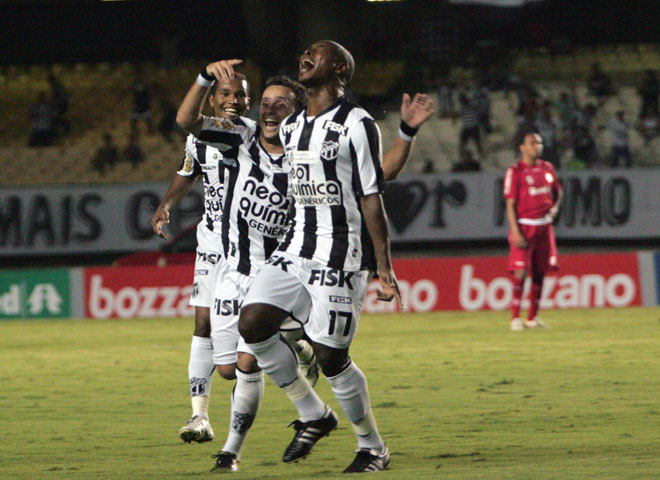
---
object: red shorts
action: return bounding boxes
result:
[507,223,558,274]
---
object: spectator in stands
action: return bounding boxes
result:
[48,74,69,135]
[534,99,560,169]
[638,69,659,119]
[122,131,145,168]
[153,83,180,144]
[437,75,456,118]
[451,150,481,172]
[472,80,491,134]
[587,63,613,107]
[28,92,56,147]
[638,106,660,146]
[131,67,153,136]
[91,132,119,175]
[606,110,632,167]
[421,158,436,174]
[555,91,579,135]
[572,125,599,168]
[458,92,483,158]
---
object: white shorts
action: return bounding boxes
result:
[189,223,224,308]
[210,259,310,365]
[243,251,369,349]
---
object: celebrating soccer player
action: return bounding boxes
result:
[151,75,251,444]
[238,40,400,473]
[504,128,563,331]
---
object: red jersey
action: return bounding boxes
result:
[503,159,561,223]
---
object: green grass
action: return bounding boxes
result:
[2,308,660,479]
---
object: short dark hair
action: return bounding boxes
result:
[324,40,355,86]
[210,77,249,97]
[264,75,307,110]
[515,126,539,148]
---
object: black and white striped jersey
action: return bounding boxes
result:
[199,119,290,277]
[278,97,385,272]
[178,116,257,233]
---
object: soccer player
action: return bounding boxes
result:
[504,128,563,331]
[238,40,401,473]
[178,61,313,471]
[151,75,251,444]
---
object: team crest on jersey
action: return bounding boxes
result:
[545,172,554,183]
[322,120,348,136]
[320,140,340,161]
[183,153,194,173]
[211,118,235,130]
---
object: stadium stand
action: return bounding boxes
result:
[3,47,660,186]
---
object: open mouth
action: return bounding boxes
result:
[224,107,239,117]
[300,58,315,72]
[262,118,279,128]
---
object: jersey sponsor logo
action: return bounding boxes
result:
[267,255,292,272]
[194,269,208,276]
[213,298,242,316]
[282,120,301,135]
[201,164,216,171]
[288,150,319,165]
[329,295,352,304]
[290,164,342,206]
[322,120,348,136]
[525,175,534,185]
[197,251,221,264]
[308,269,355,289]
[528,186,552,196]
[239,178,289,237]
[211,118,235,130]
[320,140,339,161]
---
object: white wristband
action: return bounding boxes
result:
[398,128,415,143]
[196,74,214,88]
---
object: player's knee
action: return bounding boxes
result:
[237,352,260,373]
[215,364,237,380]
[238,304,281,343]
[193,307,211,337]
[313,344,349,377]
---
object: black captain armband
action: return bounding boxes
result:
[398,120,419,142]
[196,67,215,88]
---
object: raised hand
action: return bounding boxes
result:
[205,59,244,83]
[401,93,434,129]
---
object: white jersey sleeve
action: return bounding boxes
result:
[176,134,202,178]
[348,117,385,197]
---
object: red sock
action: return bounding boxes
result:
[528,275,544,320]
[511,277,523,319]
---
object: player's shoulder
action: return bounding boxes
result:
[538,159,557,172]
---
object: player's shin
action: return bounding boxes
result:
[326,361,384,451]
[248,333,326,421]
[528,274,544,320]
[221,369,264,457]
[189,335,214,417]
[511,277,524,320]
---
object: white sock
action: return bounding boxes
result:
[221,369,264,457]
[189,335,214,416]
[326,361,384,450]
[249,333,326,422]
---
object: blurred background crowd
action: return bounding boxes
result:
[3,0,660,187]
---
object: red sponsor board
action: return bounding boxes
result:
[84,265,194,318]
[363,252,641,313]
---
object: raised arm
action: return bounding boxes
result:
[176,59,244,137]
[382,93,434,180]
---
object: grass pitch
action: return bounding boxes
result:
[1,308,660,479]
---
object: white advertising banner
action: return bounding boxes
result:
[1,169,659,256]
[384,169,660,242]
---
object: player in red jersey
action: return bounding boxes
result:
[503,128,563,331]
